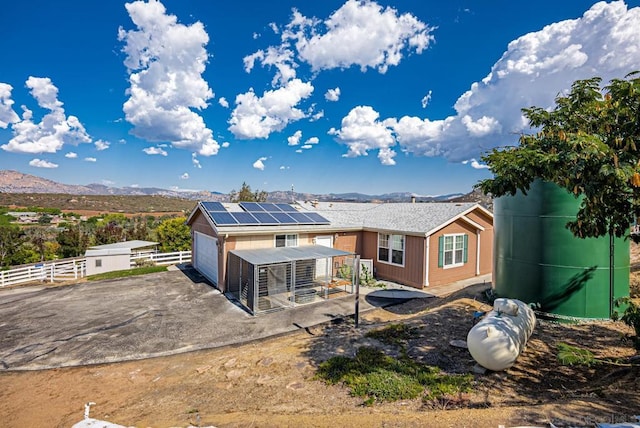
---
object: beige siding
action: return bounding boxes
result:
[465,209,494,275]
[428,207,493,287]
[362,231,426,288]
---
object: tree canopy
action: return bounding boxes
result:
[155,217,191,252]
[477,72,640,239]
[229,182,268,203]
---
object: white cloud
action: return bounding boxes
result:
[65,152,78,158]
[280,0,434,74]
[421,90,432,108]
[192,153,201,168]
[253,156,268,170]
[0,83,19,128]
[29,158,58,168]
[301,144,312,149]
[328,105,396,165]
[84,157,97,162]
[229,79,314,139]
[279,165,289,170]
[305,136,319,145]
[287,130,302,146]
[1,77,91,154]
[180,172,189,179]
[218,97,229,108]
[143,146,168,156]
[462,159,490,169]
[94,139,110,151]
[295,149,303,153]
[325,87,341,102]
[334,1,640,164]
[243,45,298,87]
[221,141,230,148]
[119,0,219,157]
[102,179,115,186]
[235,1,432,141]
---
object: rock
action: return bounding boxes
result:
[196,365,212,374]
[286,381,305,390]
[226,369,244,379]
[258,357,274,366]
[472,364,487,375]
[449,339,468,349]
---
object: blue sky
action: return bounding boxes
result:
[1,1,640,196]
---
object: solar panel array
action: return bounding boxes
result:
[201,202,330,226]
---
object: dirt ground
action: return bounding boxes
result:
[1,279,638,428]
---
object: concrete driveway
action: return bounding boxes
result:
[0,266,422,371]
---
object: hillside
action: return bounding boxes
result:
[0,170,491,208]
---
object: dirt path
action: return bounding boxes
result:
[0,284,638,428]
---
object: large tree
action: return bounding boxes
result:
[155,217,191,252]
[229,182,268,203]
[478,72,640,240]
[0,225,25,268]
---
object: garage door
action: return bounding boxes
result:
[194,232,218,285]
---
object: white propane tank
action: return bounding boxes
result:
[466,298,536,371]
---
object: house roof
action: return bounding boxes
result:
[89,240,159,250]
[188,200,492,237]
[230,244,354,265]
[297,201,492,236]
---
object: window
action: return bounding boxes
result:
[95,259,102,268]
[275,234,298,248]
[439,234,468,268]
[378,233,404,266]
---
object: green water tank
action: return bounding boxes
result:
[493,180,630,320]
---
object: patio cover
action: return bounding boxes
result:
[230,245,353,265]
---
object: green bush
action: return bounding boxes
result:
[365,323,420,347]
[316,346,473,405]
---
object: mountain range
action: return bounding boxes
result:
[0,170,491,207]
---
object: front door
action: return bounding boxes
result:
[315,235,333,279]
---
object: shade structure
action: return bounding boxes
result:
[229,245,352,265]
[227,245,357,315]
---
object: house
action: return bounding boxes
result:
[84,240,159,276]
[186,200,493,314]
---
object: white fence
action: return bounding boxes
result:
[0,251,191,288]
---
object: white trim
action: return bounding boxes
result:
[442,233,465,269]
[425,235,430,286]
[425,205,491,237]
[274,233,298,248]
[377,232,405,267]
[476,230,481,275]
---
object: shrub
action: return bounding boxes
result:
[315,346,473,405]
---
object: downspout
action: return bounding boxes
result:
[476,229,481,276]
[425,234,430,287]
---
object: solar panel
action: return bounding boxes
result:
[275,203,297,212]
[239,202,265,212]
[259,203,281,212]
[270,212,297,224]
[288,212,313,223]
[304,212,330,224]
[201,201,226,212]
[230,212,259,224]
[251,212,279,224]
[210,211,238,225]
